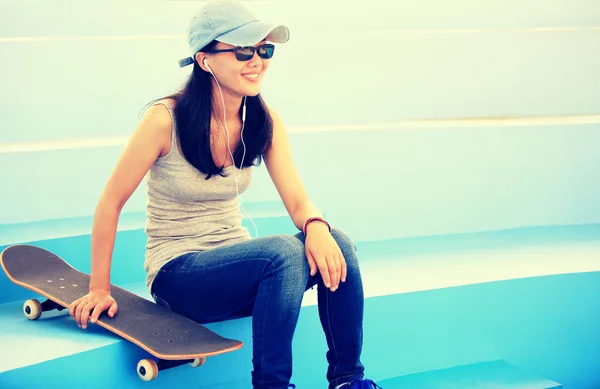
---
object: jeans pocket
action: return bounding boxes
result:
[152,293,172,311]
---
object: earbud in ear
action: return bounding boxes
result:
[203,58,213,73]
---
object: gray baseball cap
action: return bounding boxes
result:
[178,0,290,67]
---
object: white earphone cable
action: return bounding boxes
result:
[210,70,259,238]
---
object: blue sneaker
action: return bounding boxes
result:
[339,379,382,388]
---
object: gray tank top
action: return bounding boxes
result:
[143,101,253,291]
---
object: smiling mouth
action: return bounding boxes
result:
[242,73,260,80]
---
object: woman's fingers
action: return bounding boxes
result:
[80,302,95,329]
[68,299,80,318]
[307,245,346,291]
[314,254,331,289]
[306,250,318,277]
[108,301,119,318]
[74,300,85,327]
[70,293,117,328]
[321,252,342,291]
[339,252,347,283]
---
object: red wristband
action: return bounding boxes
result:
[303,217,331,235]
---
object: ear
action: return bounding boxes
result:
[195,52,210,72]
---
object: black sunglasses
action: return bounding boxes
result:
[205,43,275,61]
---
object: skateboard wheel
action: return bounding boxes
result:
[137,359,158,381]
[23,299,42,320]
[190,357,206,368]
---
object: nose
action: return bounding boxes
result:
[248,50,263,68]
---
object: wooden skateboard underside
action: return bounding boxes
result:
[0,245,243,361]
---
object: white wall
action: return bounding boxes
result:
[1,0,599,241]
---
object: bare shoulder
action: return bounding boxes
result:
[264,105,293,160]
[136,100,175,157]
[266,106,286,141]
[267,105,283,125]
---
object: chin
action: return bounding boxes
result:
[243,87,262,97]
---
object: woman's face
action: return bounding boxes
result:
[202,40,272,98]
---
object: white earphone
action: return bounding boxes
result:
[203,57,257,237]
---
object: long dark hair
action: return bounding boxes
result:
[144,41,273,179]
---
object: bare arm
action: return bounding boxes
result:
[263,108,326,232]
[89,103,172,291]
[264,108,345,291]
[69,102,172,327]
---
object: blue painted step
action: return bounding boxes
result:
[377,360,562,388]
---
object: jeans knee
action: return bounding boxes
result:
[330,227,359,268]
[264,235,308,272]
[330,227,356,253]
[261,235,309,301]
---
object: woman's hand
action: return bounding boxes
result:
[305,223,347,291]
[68,289,118,329]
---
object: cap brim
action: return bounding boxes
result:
[178,57,195,67]
[216,21,290,46]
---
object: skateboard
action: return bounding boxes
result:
[0,244,243,381]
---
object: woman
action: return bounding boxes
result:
[68,1,381,388]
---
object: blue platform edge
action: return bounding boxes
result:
[377,360,562,389]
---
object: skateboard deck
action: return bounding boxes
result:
[0,244,243,381]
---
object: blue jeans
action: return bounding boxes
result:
[150,227,365,389]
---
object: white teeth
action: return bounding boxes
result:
[243,74,259,79]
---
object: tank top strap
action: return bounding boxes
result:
[151,100,179,153]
